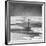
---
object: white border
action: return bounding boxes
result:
[42,4,44,42]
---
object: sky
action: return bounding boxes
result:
[9,2,42,16]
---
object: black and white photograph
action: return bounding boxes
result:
[5,1,45,45]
